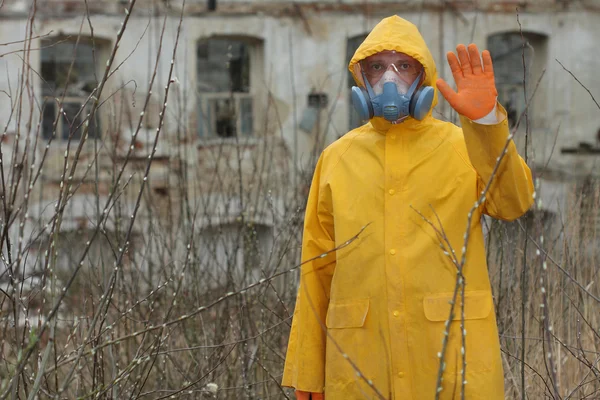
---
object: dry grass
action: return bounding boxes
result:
[0,1,599,399]
[489,181,600,399]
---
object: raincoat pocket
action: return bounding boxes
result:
[421,291,496,373]
[324,299,374,398]
[326,298,370,329]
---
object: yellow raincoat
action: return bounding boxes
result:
[282,16,533,399]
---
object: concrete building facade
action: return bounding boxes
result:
[0,0,599,283]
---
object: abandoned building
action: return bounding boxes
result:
[1,1,600,398]
[0,0,599,288]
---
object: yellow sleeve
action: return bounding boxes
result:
[460,104,534,221]
[281,154,336,393]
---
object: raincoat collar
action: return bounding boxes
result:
[349,15,439,133]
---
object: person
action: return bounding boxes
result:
[281,15,534,400]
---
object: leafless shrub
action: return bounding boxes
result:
[0,2,598,400]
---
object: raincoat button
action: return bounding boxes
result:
[388,189,395,195]
[389,249,396,255]
[390,134,397,140]
[397,372,405,378]
[393,310,400,317]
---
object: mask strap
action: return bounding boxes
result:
[361,67,376,99]
[406,71,424,97]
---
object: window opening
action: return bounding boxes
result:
[197,38,257,138]
[487,32,547,128]
[40,37,102,140]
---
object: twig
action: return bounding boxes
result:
[0,31,54,47]
[556,59,600,110]
[516,10,530,400]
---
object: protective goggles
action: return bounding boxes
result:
[360,51,423,83]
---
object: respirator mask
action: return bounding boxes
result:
[351,51,435,123]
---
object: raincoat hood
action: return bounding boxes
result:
[349,15,439,131]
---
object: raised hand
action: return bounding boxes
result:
[436,43,498,120]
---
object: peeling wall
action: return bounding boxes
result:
[0,2,599,222]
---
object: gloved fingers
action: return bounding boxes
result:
[482,49,494,76]
[456,44,473,76]
[312,394,325,400]
[445,51,464,83]
[467,43,483,75]
[436,78,459,104]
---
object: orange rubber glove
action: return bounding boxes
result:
[295,390,324,400]
[436,43,498,120]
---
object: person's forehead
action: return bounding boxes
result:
[365,50,418,63]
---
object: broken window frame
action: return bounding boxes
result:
[196,36,262,139]
[197,93,254,138]
[40,36,107,140]
[41,97,100,140]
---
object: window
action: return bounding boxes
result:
[196,223,273,289]
[196,37,262,138]
[487,32,548,128]
[40,37,104,140]
[346,34,368,131]
[25,195,139,291]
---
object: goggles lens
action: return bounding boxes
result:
[361,52,423,83]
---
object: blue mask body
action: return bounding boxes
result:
[351,71,435,123]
